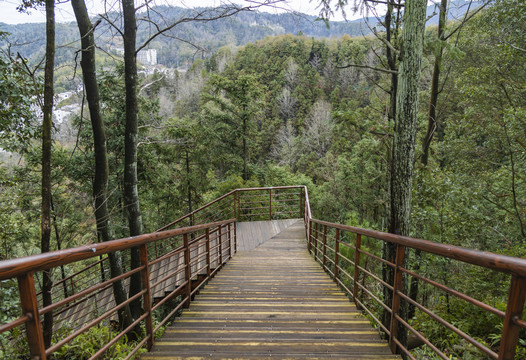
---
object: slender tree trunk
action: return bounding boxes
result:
[51,197,68,299]
[41,0,55,348]
[410,0,448,321]
[384,0,428,350]
[385,1,398,123]
[71,0,132,329]
[242,115,248,181]
[122,0,144,322]
[422,0,447,166]
[185,148,193,216]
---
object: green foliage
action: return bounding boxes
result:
[0,49,40,152]
[52,325,145,360]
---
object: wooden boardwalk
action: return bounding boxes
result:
[142,220,400,359]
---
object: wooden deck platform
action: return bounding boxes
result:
[142,220,400,359]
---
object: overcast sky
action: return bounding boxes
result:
[0,0,359,25]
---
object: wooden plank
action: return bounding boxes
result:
[143,220,400,360]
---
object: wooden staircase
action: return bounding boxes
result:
[141,220,400,359]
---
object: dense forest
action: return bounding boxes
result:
[0,0,524,358]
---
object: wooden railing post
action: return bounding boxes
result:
[227,222,232,259]
[334,229,340,281]
[218,224,223,265]
[183,233,191,308]
[139,244,154,350]
[353,234,362,303]
[314,222,319,259]
[300,188,305,218]
[206,228,211,278]
[233,221,237,254]
[322,225,327,270]
[269,188,272,220]
[307,220,312,254]
[17,273,46,359]
[389,244,406,353]
[498,274,526,360]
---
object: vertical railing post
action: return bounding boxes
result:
[183,233,191,308]
[353,234,362,303]
[139,244,154,350]
[206,228,211,278]
[269,188,272,220]
[17,273,46,359]
[218,224,223,266]
[314,222,319,260]
[322,225,327,270]
[307,220,312,254]
[498,274,526,360]
[227,222,232,259]
[299,187,303,219]
[334,229,340,282]
[234,221,237,254]
[389,244,406,354]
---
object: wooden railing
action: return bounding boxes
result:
[1,185,524,359]
[0,219,236,359]
[303,183,526,360]
[0,186,305,359]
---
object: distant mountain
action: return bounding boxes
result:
[0,1,482,68]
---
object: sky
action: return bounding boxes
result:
[0,0,358,25]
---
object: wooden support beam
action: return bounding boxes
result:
[18,273,46,359]
[498,274,526,360]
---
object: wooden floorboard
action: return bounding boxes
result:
[142,220,400,360]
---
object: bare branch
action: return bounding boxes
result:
[373,27,400,57]
[444,0,491,41]
[337,63,397,75]
[99,12,124,37]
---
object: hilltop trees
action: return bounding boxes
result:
[202,73,266,181]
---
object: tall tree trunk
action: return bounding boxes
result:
[51,197,68,299]
[422,0,448,166]
[71,0,132,329]
[409,0,448,322]
[385,1,398,123]
[185,148,193,217]
[122,0,144,322]
[384,0,428,350]
[41,0,55,348]
[242,115,247,181]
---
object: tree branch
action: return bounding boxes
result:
[337,63,398,75]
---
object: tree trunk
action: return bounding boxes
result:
[422,0,447,166]
[385,1,398,123]
[71,0,132,329]
[185,148,193,217]
[385,0,428,350]
[41,0,55,348]
[122,0,144,323]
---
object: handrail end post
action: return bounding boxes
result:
[17,273,47,360]
[498,274,526,360]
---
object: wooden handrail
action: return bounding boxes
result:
[0,219,234,281]
[304,191,526,360]
[3,185,523,359]
[310,218,526,277]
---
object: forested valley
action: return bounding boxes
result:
[0,0,524,359]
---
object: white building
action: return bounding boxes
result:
[137,49,158,66]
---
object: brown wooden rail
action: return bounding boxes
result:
[0,186,305,359]
[0,219,236,359]
[303,183,526,360]
[1,185,525,359]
